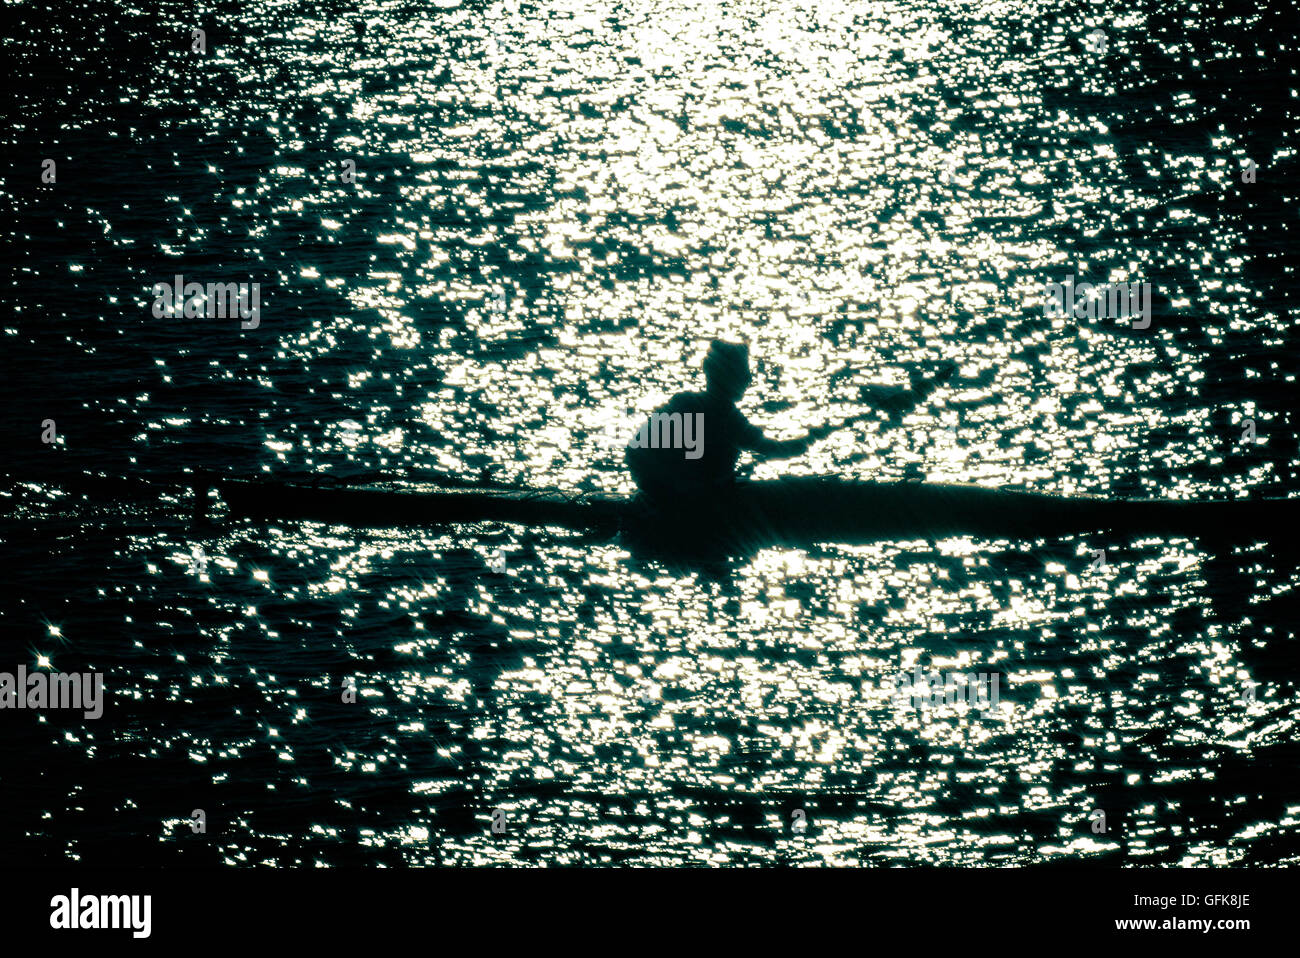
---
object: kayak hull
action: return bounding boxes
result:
[212,476,1296,545]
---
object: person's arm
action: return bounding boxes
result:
[739,418,832,459]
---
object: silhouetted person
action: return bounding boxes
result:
[625,340,829,503]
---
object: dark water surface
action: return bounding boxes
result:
[2,0,1298,865]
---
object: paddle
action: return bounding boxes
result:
[805,411,877,442]
[853,360,959,423]
[788,361,960,453]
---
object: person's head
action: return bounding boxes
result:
[703,339,752,400]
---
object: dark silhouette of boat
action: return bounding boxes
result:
[211,475,1297,547]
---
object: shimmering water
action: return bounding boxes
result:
[2,0,1298,866]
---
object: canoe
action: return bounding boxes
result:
[211,476,1297,546]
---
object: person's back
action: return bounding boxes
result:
[625,340,824,504]
[625,389,759,498]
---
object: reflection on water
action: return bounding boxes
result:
[1,0,1297,866]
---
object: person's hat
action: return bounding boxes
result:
[703,340,751,384]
